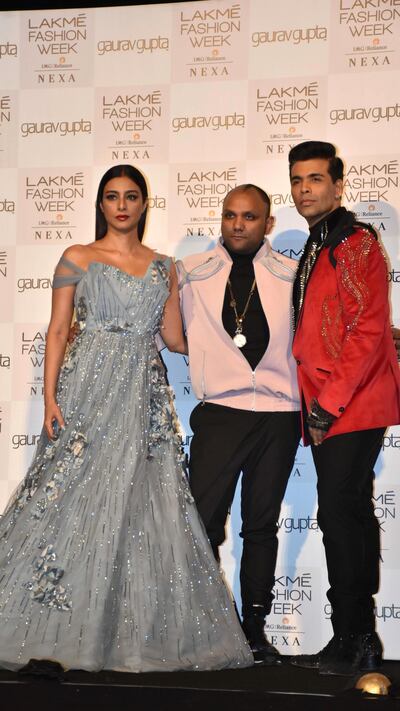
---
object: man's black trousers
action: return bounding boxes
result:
[311,427,385,635]
[188,402,301,618]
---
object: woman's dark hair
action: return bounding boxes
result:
[95,164,149,241]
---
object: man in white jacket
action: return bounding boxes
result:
[177,184,301,664]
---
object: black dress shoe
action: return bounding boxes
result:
[290,636,336,670]
[320,632,383,676]
[360,632,383,671]
[319,634,363,676]
[242,614,281,665]
[291,632,383,677]
[18,659,66,681]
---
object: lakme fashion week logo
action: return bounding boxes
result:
[0,95,11,128]
[177,3,243,80]
[256,81,319,127]
[338,0,399,69]
[20,119,92,138]
[176,166,239,237]
[20,329,46,367]
[344,159,399,203]
[252,79,322,157]
[339,0,400,37]
[251,24,327,47]
[97,35,169,56]
[171,112,245,132]
[267,573,313,649]
[0,406,6,437]
[344,159,398,236]
[177,167,238,209]
[102,90,163,161]
[180,3,241,47]
[25,171,85,242]
[27,13,89,84]
[373,489,396,533]
[19,328,47,396]
[0,94,15,161]
[0,250,8,278]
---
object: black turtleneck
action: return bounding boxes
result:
[309,206,344,242]
[222,246,270,370]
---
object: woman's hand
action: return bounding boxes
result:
[44,399,65,439]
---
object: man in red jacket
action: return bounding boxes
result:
[288,141,400,676]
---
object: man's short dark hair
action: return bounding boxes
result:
[288,141,344,183]
[225,184,271,216]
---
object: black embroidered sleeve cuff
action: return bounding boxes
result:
[307,398,336,432]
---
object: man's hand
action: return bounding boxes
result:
[308,426,326,447]
[306,398,336,446]
[391,326,400,360]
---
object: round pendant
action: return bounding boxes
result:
[233,332,247,348]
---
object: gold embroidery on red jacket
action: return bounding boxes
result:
[321,230,373,359]
[321,295,343,359]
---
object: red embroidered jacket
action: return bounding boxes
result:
[292,225,400,443]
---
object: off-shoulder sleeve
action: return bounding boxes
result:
[53,256,86,289]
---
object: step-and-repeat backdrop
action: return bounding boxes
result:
[0,0,399,657]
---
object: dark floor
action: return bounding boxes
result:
[1,657,400,711]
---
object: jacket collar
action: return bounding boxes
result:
[217,237,271,263]
[309,206,357,249]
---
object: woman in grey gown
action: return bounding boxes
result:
[0,164,253,673]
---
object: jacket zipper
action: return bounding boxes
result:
[201,351,206,404]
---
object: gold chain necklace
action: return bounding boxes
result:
[227,277,256,348]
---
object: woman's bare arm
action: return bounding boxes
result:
[43,283,75,438]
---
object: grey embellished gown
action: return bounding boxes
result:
[0,256,253,672]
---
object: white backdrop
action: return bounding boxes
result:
[0,0,399,658]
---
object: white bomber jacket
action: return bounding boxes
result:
[176,239,300,412]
